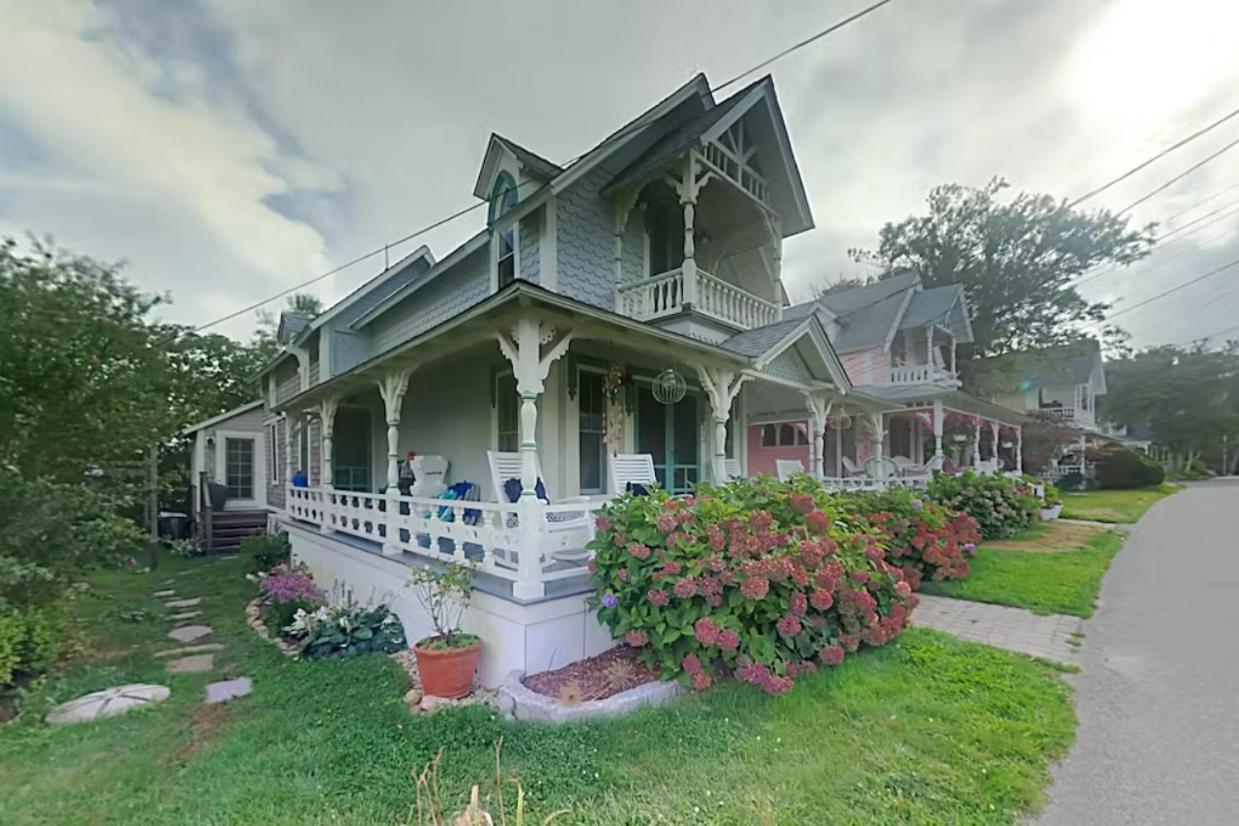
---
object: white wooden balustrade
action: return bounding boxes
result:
[617,267,779,330]
[889,363,959,386]
[286,486,603,599]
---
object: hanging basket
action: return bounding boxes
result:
[651,368,687,405]
[827,413,853,431]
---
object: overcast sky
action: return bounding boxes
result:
[4,0,1239,349]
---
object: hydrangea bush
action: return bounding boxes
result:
[258,563,325,635]
[925,471,1039,540]
[839,487,980,590]
[588,475,918,695]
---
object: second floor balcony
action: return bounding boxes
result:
[617,265,780,331]
[1042,404,1097,428]
[889,362,961,387]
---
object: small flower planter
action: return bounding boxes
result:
[1040,504,1063,521]
[413,638,482,699]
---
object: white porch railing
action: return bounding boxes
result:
[889,363,960,387]
[286,486,606,599]
[1043,406,1096,427]
[617,267,779,330]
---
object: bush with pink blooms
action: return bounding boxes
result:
[839,487,981,590]
[258,563,325,635]
[587,475,918,695]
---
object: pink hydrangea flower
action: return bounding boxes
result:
[810,588,834,611]
[628,543,651,560]
[647,589,669,606]
[673,576,697,598]
[789,591,807,617]
[821,645,845,666]
[691,671,713,690]
[740,575,769,600]
[595,515,612,530]
[625,629,648,647]
[693,617,721,646]
[776,615,802,637]
[805,510,830,534]
[617,568,630,582]
[718,628,740,651]
[682,653,702,674]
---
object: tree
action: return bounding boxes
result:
[814,274,877,298]
[1103,343,1239,473]
[252,292,324,362]
[851,178,1155,358]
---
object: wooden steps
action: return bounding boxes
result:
[207,510,268,553]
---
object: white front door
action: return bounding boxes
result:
[215,430,266,510]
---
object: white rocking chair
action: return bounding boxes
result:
[723,458,744,480]
[610,453,658,494]
[775,459,806,481]
[841,456,868,478]
[486,450,591,566]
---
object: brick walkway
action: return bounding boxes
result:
[913,594,1083,665]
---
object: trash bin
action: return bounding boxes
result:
[207,483,228,510]
[158,511,189,541]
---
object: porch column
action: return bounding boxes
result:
[991,420,1000,472]
[1015,425,1024,473]
[696,366,749,484]
[378,367,415,490]
[496,317,574,501]
[972,417,982,469]
[869,411,884,472]
[801,390,833,481]
[932,400,945,463]
[283,413,296,488]
[318,397,339,535]
[678,153,700,307]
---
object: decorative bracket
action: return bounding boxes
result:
[695,364,749,423]
[495,317,575,396]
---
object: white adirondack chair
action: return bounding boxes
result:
[723,458,744,480]
[890,456,920,476]
[841,456,867,478]
[775,459,805,481]
[610,453,658,494]
[486,451,590,565]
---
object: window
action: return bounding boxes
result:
[645,195,686,275]
[761,424,777,446]
[490,172,519,288]
[225,437,254,500]
[496,372,519,451]
[760,421,808,447]
[578,369,607,493]
[297,421,309,477]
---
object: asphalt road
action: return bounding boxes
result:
[1036,479,1239,825]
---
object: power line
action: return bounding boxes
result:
[1068,104,1239,208]
[1116,134,1239,216]
[191,0,900,335]
[1160,179,1239,225]
[1099,255,1239,322]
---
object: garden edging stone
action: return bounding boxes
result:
[498,669,681,723]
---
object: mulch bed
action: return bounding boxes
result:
[522,646,660,702]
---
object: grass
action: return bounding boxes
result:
[921,530,1125,618]
[0,553,1077,825]
[984,521,1106,553]
[1060,483,1180,523]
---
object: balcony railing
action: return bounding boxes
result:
[889,363,960,387]
[286,486,605,599]
[1043,406,1096,427]
[617,267,780,331]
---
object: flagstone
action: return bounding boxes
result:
[152,589,176,598]
[167,625,212,643]
[168,611,201,621]
[165,598,201,608]
[154,643,224,658]
[204,677,252,704]
[166,654,214,674]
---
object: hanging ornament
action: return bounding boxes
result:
[827,412,853,431]
[651,368,687,405]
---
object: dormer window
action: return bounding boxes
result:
[489,171,519,288]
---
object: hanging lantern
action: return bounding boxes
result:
[651,368,687,405]
[827,412,853,430]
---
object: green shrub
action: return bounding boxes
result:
[1173,458,1214,481]
[0,606,62,689]
[588,475,919,694]
[240,532,290,573]
[0,613,21,688]
[925,471,1039,541]
[1097,447,1165,489]
[282,604,407,658]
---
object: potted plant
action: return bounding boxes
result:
[408,562,480,699]
[1040,484,1063,521]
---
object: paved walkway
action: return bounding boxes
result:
[1035,480,1239,826]
[913,594,1082,665]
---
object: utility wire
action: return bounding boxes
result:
[1098,255,1239,322]
[191,0,899,335]
[1160,179,1239,225]
[1116,135,1239,216]
[1068,104,1239,208]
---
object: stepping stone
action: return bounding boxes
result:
[167,625,212,643]
[152,589,176,598]
[155,643,224,659]
[165,598,201,608]
[166,654,214,674]
[45,684,170,725]
[204,677,252,705]
[168,611,201,621]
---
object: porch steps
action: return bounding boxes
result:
[207,510,268,553]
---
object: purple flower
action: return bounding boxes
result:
[912,499,923,510]
[964,542,977,556]
[601,592,619,609]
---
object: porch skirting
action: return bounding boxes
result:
[283,520,615,687]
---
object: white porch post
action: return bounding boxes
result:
[869,411,884,471]
[494,317,574,599]
[678,153,700,307]
[991,420,1000,472]
[1015,425,1024,473]
[972,417,982,470]
[283,413,296,488]
[932,400,945,462]
[696,366,749,484]
[802,390,833,481]
[318,397,339,534]
[378,367,414,490]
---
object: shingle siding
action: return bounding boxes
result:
[367,248,490,357]
[766,349,814,384]
[556,166,619,310]
[519,212,540,284]
[621,213,644,282]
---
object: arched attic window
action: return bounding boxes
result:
[489,171,519,287]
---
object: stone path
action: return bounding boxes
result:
[166,654,215,673]
[204,677,252,704]
[168,611,201,621]
[165,597,201,608]
[167,625,213,643]
[156,583,254,706]
[913,594,1082,665]
[155,643,224,658]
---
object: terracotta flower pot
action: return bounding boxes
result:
[413,638,482,699]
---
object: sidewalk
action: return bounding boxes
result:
[913,594,1083,665]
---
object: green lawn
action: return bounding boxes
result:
[1060,484,1181,523]
[921,530,1124,618]
[0,554,1077,825]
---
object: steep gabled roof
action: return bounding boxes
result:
[472,134,563,200]
[899,285,974,344]
[277,312,312,344]
[293,246,436,344]
[720,314,852,392]
[182,400,264,435]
